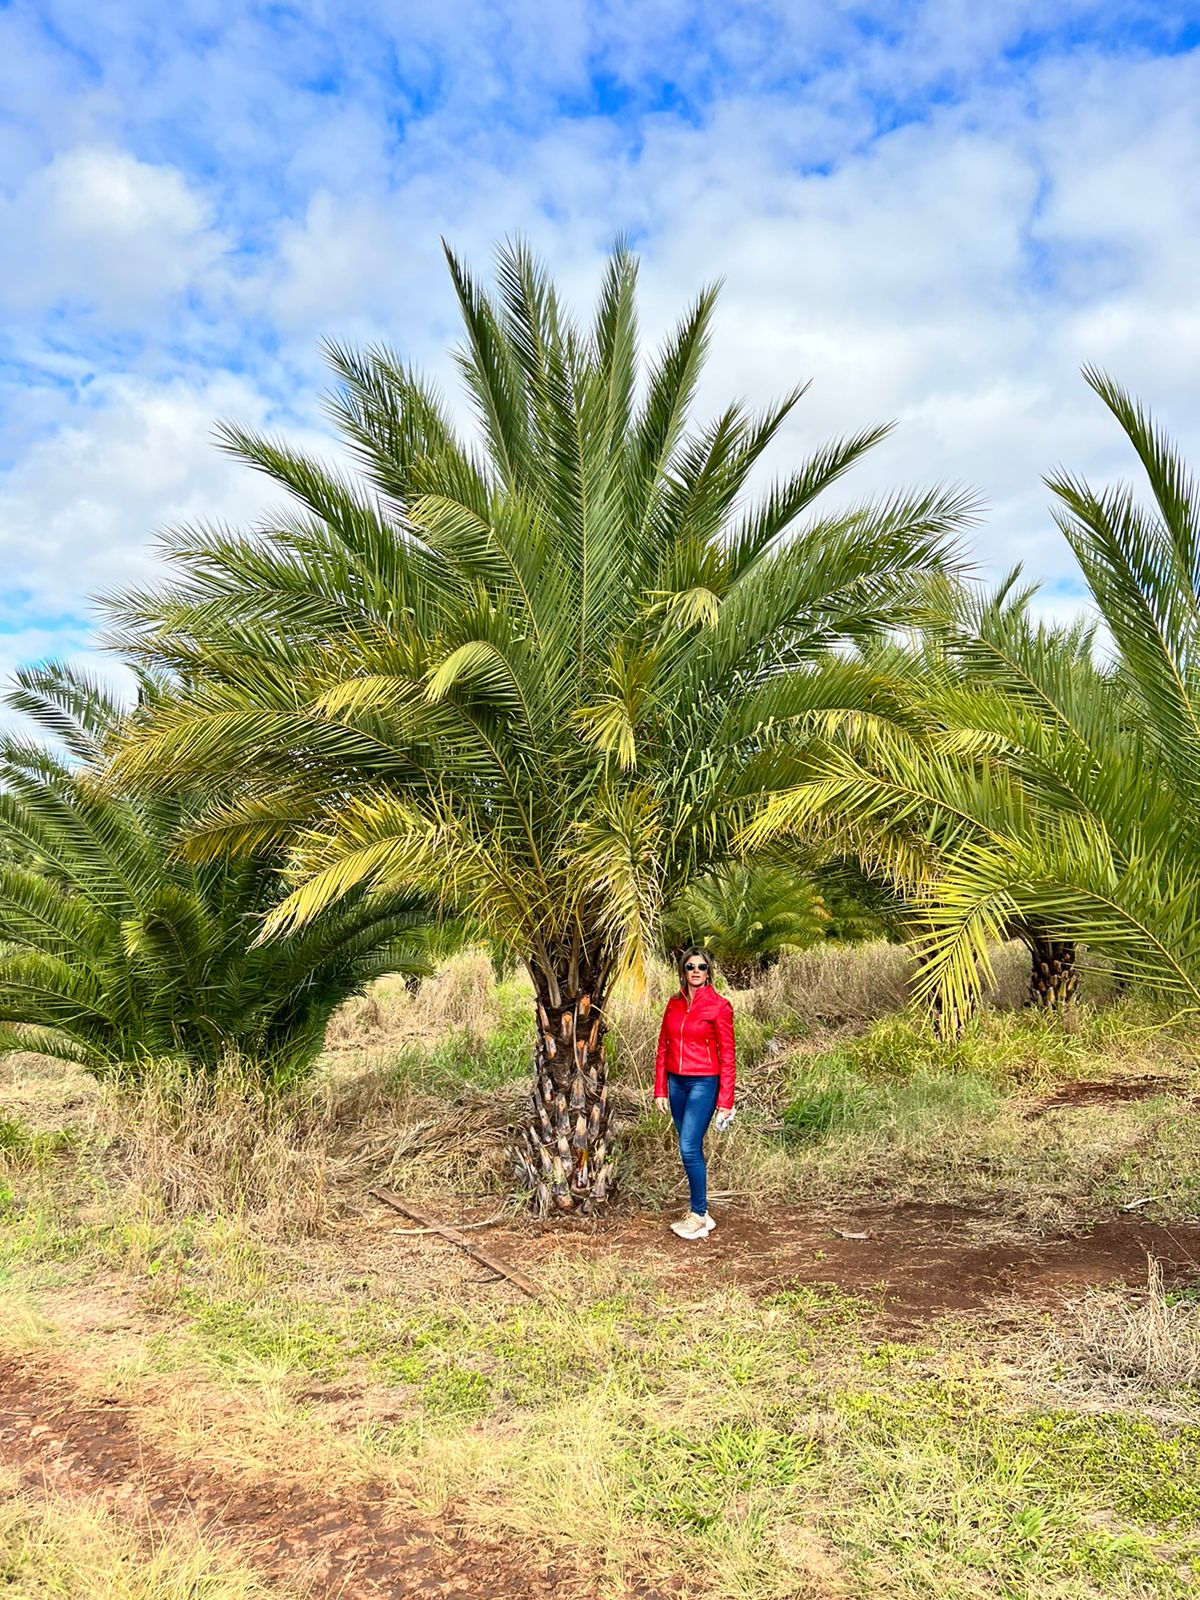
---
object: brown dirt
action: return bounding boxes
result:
[1025,1076,1192,1115]
[480,1202,1200,1327]
[0,1353,670,1600]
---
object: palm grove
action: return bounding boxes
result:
[1,243,1195,1212]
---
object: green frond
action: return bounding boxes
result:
[0,676,441,1081]
[98,238,971,1005]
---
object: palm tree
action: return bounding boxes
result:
[662,860,830,986]
[105,241,969,1208]
[0,665,434,1082]
[745,371,1200,1025]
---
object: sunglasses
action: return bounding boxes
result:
[684,961,709,972]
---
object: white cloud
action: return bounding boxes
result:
[0,628,135,734]
[2,4,1200,678]
[0,146,222,321]
[0,371,282,616]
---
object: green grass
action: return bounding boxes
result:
[766,1006,1200,1223]
[837,1380,1200,1526]
[620,1419,816,1532]
[149,1271,1200,1595]
[6,988,1200,1596]
[7,1222,1194,1598]
[5,1205,1200,1598]
[782,1053,1000,1142]
[792,1005,1170,1099]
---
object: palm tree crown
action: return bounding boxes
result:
[0,665,433,1082]
[746,371,1200,1024]
[108,240,969,1204]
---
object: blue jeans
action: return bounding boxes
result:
[668,1073,720,1216]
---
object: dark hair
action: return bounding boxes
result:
[676,945,715,989]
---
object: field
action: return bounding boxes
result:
[3,942,1200,1599]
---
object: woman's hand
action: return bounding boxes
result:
[655,1096,669,1114]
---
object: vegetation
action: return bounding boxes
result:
[746,371,1200,1025]
[103,239,968,1207]
[8,237,1200,1597]
[0,1472,278,1600]
[0,665,434,1083]
[3,953,1200,1598]
[661,859,830,984]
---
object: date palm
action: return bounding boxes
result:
[746,371,1200,1024]
[106,241,969,1207]
[0,665,434,1082]
[662,860,831,986]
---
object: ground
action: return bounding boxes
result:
[500,1199,1200,1327]
[4,954,1200,1598]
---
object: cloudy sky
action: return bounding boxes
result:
[2,1,1199,703]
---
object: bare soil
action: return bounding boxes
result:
[480,1202,1200,1327]
[1025,1075,1193,1115]
[0,1353,671,1600]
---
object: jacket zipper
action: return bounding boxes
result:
[674,995,717,1073]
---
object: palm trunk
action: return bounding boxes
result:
[1026,933,1078,1009]
[515,984,614,1215]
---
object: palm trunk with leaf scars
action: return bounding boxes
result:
[516,977,614,1216]
[1024,930,1079,1010]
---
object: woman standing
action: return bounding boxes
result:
[654,946,736,1239]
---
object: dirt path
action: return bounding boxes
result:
[487,1202,1200,1325]
[0,1353,658,1600]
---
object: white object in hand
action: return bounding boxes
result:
[714,1108,735,1133]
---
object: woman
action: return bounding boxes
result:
[654,946,736,1240]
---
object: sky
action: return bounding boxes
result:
[2,1,1200,710]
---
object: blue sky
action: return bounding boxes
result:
[2,1,1200,707]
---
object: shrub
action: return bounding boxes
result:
[0,666,436,1085]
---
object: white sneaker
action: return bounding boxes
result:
[670,1211,716,1240]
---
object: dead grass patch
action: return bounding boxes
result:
[746,939,915,1027]
[88,1060,533,1234]
[0,1051,101,1135]
[325,947,521,1056]
[1056,1259,1200,1391]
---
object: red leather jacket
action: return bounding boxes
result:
[654,983,736,1110]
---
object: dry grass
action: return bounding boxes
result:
[322,975,417,1052]
[1056,1259,1200,1390]
[86,1058,531,1234]
[324,936,970,1081]
[744,937,1039,1027]
[745,939,915,1026]
[3,939,1190,1247]
[0,1468,285,1599]
[0,1051,102,1135]
[409,947,523,1037]
[325,947,523,1055]
[603,956,681,1089]
[3,943,1184,1236]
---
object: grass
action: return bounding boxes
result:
[4,1251,1200,1598]
[4,942,1200,1596]
[0,1469,283,1599]
[1054,1260,1200,1390]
